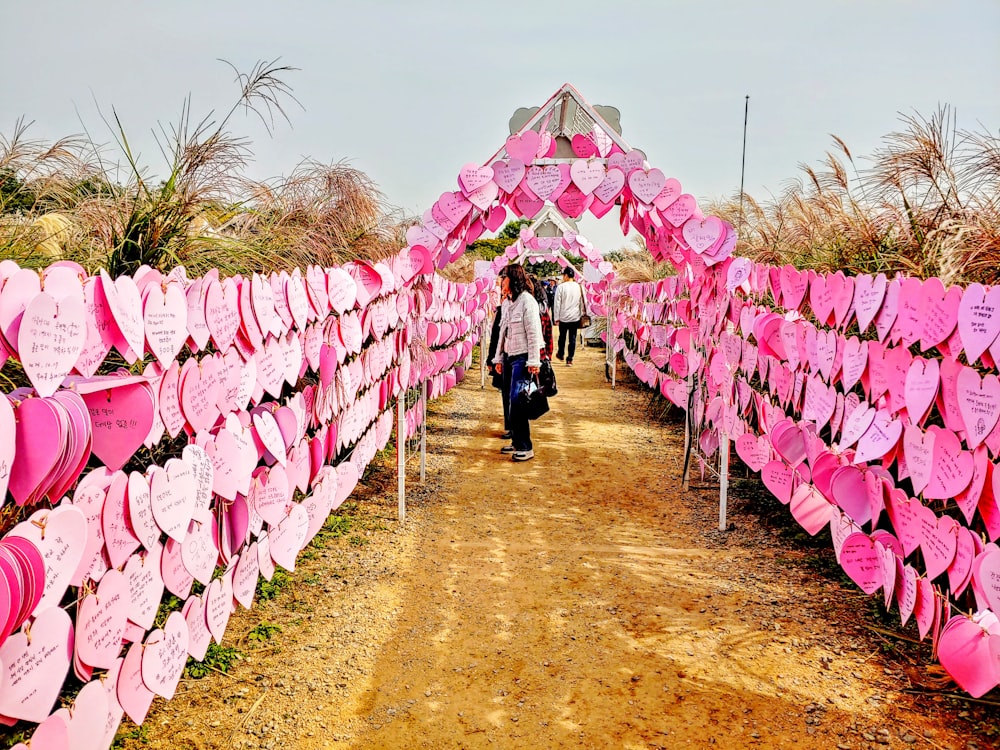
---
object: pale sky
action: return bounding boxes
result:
[3,0,999,255]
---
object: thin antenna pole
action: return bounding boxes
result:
[739,95,750,234]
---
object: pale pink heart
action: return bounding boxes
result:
[789,483,833,536]
[179,357,221,434]
[0,606,73,722]
[924,425,974,500]
[68,467,112,586]
[284,272,310,330]
[18,292,86,397]
[48,675,109,750]
[681,216,724,255]
[826,272,855,328]
[102,470,140,569]
[627,168,666,205]
[156,359,185,438]
[141,610,189,700]
[491,159,526,194]
[958,283,1000,365]
[198,430,238,503]
[73,275,115,377]
[883,489,923,557]
[569,159,605,195]
[75,568,128,669]
[937,616,1000,698]
[903,357,939,424]
[937,356,966,433]
[93,272,143,364]
[204,571,235,644]
[828,465,872,526]
[761,460,795,504]
[808,274,834,326]
[335,460,360,507]
[590,167,625,204]
[203,276,240,351]
[81,380,155,471]
[124,470,157,551]
[268,505,309,571]
[436,191,473,228]
[839,532,884,595]
[142,281,187,368]
[956,366,1000,448]
[233,545,260,609]
[123,543,164,631]
[8,505,87,614]
[117,641,155,725]
[891,277,924,346]
[920,279,961,351]
[250,272,284,339]
[651,177,683,210]
[181,516,220,586]
[955,445,988,525]
[149,459,195,542]
[622,149,647,172]
[0,267,43,357]
[182,593,212,661]
[770,420,807,467]
[853,410,902,464]
[802,375,836,429]
[948,525,977,595]
[458,162,494,194]
[525,165,562,201]
[504,131,541,164]
[869,278,898,344]
[467,180,499,211]
[894,564,918,625]
[902,424,935,496]
[916,502,959,579]
[661,194,696,227]
[853,273,887,333]
[839,337,867,392]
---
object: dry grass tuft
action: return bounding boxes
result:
[709,105,1000,284]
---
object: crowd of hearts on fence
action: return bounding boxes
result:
[0,249,491,742]
[610,258,1000,698]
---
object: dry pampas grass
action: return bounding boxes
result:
[709,105,1000,285]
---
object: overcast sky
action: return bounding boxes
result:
[3,0,999,254]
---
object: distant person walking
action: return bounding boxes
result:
[553,266,586,366]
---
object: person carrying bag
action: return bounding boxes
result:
[493,265,543,462]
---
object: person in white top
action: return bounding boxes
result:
[552,266,586,366]
[492,265,543,462]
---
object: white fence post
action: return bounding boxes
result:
[420,379,427,483]
[397,394,406,524]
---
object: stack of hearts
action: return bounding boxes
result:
[606,254,1000,698]
[0,251,490,740]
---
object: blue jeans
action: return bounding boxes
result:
[507,354,532,451]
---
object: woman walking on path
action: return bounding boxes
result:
[494,265,542,462]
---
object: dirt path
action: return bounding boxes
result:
[118,343,986,750]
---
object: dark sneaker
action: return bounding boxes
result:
[555,353,564,360]
[500,445,516,454]
[512,450,534,462]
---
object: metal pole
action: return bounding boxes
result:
[719,433,729,531]
[480,321,487,389]
[419,380,427,483]
[739,95,750,235]
[682,368,693,491]
[397,395,405,523]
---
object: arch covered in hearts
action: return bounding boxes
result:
[415,83,1000,699]
[405,83,736,283]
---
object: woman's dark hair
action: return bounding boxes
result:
[506,264,530,299]
[528,273,546,307]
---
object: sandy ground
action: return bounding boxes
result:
[109,342,992,750]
